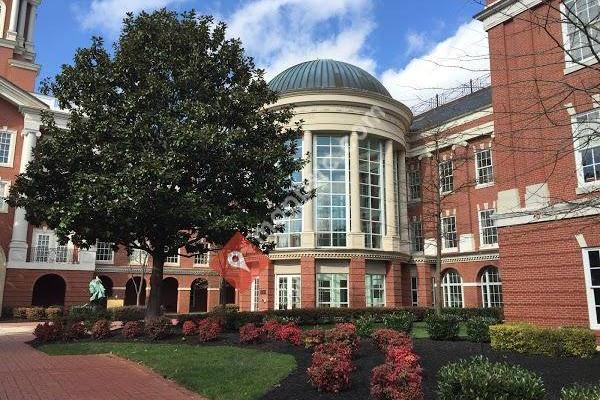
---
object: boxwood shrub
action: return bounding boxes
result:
[425,313,461,341]
[382,311,415,333]
[437,356,546,400]
[560,383,600,400]
[110,306,146,322]
[465,316,498,343]
[490,324,597,357]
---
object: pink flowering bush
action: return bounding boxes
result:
[326,323,360,352]
[91,319,112,340]
[303,329,326,348]
[262,320,282,339]
[370,362,424,400]
[373,329,413,352]
[182,320,197,336]
[197,318,221,342]
[275,323,303,346]
[64,321,87,341]
[33,321,63,343]
[239,323,264,344]
[386,346,422,370]
[307,342,354,393]
[122,321,144,339]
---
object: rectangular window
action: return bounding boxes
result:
[439,160,454,193]
[276,138,303,248]
[317,273,349,308]
[408,169,421,200]
[276,275,301,310]
[315,136,348,247]
[251,277,260,311]
[194,253,208,265]
[409,219,424,252]
[475,149,494,185]
[359,139,383,249]
[365,274,385,307]
[0,181,8,212]
[574,109,600,185]
[95,242,114,262]
[33,234,51,263]
[583,248,600,328]
[165,255,179,265]
[563,0,600,64]
[479,209,498,246]
[442,215,458,249]
[411,275,418,306]
[0,131,13,166]
[129,249,149,265]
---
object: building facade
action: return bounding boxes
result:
[0,0,599,341]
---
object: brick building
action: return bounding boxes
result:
[0,0,598,341]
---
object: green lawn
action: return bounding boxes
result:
[39,343,296,400]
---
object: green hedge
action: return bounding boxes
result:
[425,313,461,341]
[466,316,498,343]
[490,324,597,358]
[10,306,65,321]
[560,383,600,400]
[437,356,546,400]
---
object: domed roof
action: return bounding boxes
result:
[269,59,391,98]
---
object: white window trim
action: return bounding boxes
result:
[31,229,74,263]
[193,252,209,266]
[475,148,495,188]
[480,267,503,308]
[582,247,600,329]
[365,273,386,307]
[0,179,9,213]
[164,254,180,266]
[439,159,454,194]
[407,169,421,202]
[561,1,600,75]
[0,128,16,168]
[275,274,301,310]
[441,270,465,308]
[316,273,349,308]
[410,274,419,307]
[250,277,260,312]
[478,209,499,249]
[275,139,304,249]
[441,215,458,252]
[95,241,114,264]
[571,106,600,192]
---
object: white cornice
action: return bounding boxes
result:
[0,76,47,110]
[269,248,410,262]
[475,0,544,31]
[412,251,500,264]
[8,58,40,72]
[495,200,600,228]
[407,121,494,157]
[95,266,220,276]
[411,107,493,140]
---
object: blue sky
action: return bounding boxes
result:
[35,0,489,107]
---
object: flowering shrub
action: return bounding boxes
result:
[275,323,303,346]
[45,307,64,320]
[198,318,222,342]
[307,346,354,393]
[122,321,144,339]
[262,320,282,338]
[25,307,46,321]
[182,320,198,336]
[239,323,264,344]
[373,329,413,352]
[386,346,421,370]
[370,362,424,400]
[64,321,87,341]
[144,318,172,340]
[314,341,353,360]
[91,319,112,340]
[33,321,63,343]
[303,329,326,348]
[326,323,359,352]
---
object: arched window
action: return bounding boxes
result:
[442,269,463,308]
[480,266,503,308]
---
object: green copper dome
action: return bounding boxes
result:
[269,59,391,98]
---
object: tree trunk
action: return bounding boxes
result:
[146,254,164,319]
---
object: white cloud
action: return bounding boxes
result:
[74,0,187,35]
[405,32,427,56]
[381,20,490,109]
[225,0,377,80]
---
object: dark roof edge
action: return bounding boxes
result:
[474,0,518,21]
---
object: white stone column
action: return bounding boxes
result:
[8,127,39,262]
[7,0,20,41]
[0,247,6,316]
[17,0,27,46]
[397,147,410,253]
[301,130,315,248]
[25,2,36,52]
[383,139,399,251]
[348,131,364,248]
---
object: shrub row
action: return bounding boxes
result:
[560,383,600,400]
[12,306,64,321]
[490,324,597,358]
[437,356,546,400]
[370,329,424,400]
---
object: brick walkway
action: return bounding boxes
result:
[0,323,203,400]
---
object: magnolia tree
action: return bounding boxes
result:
[8,10,305,319]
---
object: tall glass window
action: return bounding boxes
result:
[442,269,463,308]
[479,209,498,246]
[409,219,424,252]
[317,273,349,307]
[563,0,600,63]
[439,160,454,193]
[475,149,494,185]
[366,274,385,307]
[359,139,383,248]
[315,136,348,247]
[573,109,600,185]
[442,215,458,249]
[276,139,303,248]
[251,277,260,311]
[408,169,421,200]
[410,275,418,306]
[480,266,503,308]
[0,131,12,165]
[583,249,600,327]
[276,275,301,310]
[96,242,114,262]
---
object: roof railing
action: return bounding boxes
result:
[411,74,491,115]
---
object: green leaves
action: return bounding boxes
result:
[8,9,305,256]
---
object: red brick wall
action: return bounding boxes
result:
[385,260,402,307]
[349,258,366,308]
[499,216,600,328]
[300,256,316,308]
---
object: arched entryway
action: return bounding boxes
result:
[32,274,66,307]
[220,279,236,305]
[161,277,178,313]
[189,278,208,312]
[124,277,146,306]
[98,275,113,298]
